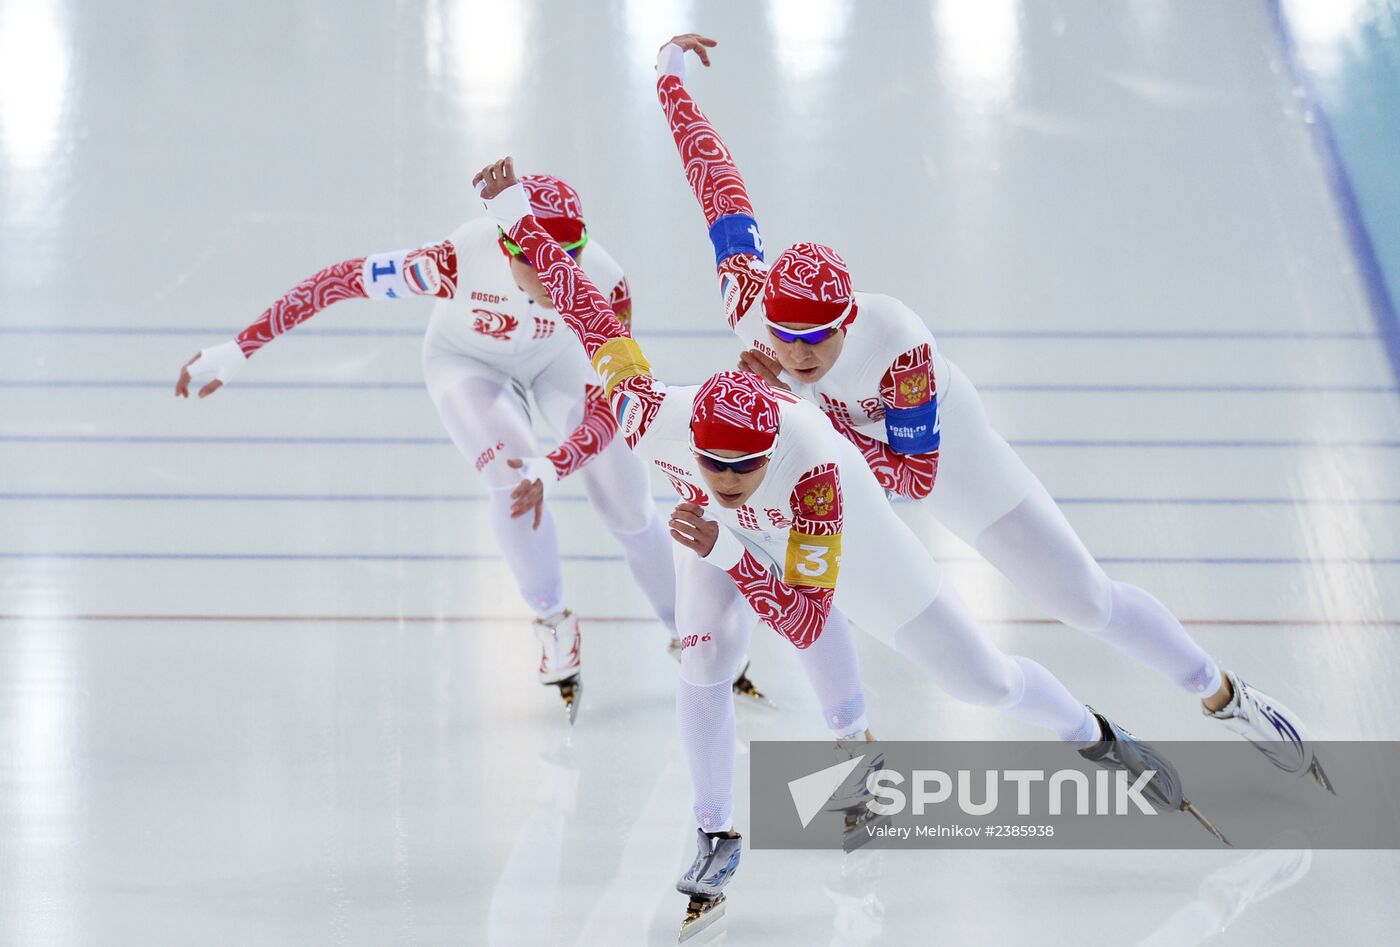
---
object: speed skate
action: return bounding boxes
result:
[8,2,1398,945]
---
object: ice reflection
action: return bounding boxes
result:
[624,0,694,75]
[934,0,1020,110]
[0,0,71,170]
[1136,835,1313,945]
[766,0,851,83]
[448,0,530,110]
[1285,0,1370,76]
[2,621,80,946]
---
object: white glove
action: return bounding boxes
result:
[701,524,746,570]
[476,180,533,233]
[514,456,560,498]
[656,42,686,80]
[186,340,247,385]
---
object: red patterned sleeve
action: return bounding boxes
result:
[723,464,843,649]
[657,74,767,329]
[234,241,458,357]
[657,75,756,227]
[829,420,938,500]
[825,344,940,499]
[545,384,618,479]
[506,215,663,445]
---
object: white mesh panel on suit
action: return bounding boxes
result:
[434,372,565,617]
[973,483,1221,697]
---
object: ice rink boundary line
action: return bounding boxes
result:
[4,552,1399,565]
[3,614,1398,628]
[8,434,1400,450]
[4,491,1400,508]
[1268,0,1400,390]
[0,325,1381,342]
[4,379,1397,394]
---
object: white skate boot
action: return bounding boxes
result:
[533,610,582,724]
[677,828,742,942]
[1205,671,1334,793]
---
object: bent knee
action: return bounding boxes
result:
[678,632,745,687]
[1058,577,1114,636]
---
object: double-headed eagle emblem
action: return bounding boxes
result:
[802,481,836,517]
[898,373,929,406]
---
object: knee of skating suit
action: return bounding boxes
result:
[890,581,1102,743]
[579,439,680,637]
[676,618,744,834]
[890,581,1026,711]
[674,592,751,834]
[969,485,1115,632]
[792,607,869,740]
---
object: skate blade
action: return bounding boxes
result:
[842,810,890,853]
[678,893,726,943]
[1181,798,1232,847]
[732,674,776,709]
[1307,756,1337,796]
[556,676,581,725]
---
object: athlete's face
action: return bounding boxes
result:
[769,323,846,385]
[508,255,555,309]
[694,450,770,509]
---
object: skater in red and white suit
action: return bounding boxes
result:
[174,175,678,714]
[473,157,1192,908]
[654,35,1330,788]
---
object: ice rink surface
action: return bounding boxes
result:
[3,0,1400,944]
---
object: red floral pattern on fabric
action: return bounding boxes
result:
[691,370,781,454]
[236,258,367,356]
[657,75,756,226]
[546,384,618,479]
[725,550,833,650]
[659,75,770,330]
[766,243,852,304]
[719,255,767,330]
[235,240,459,357]
[826,413,938,500]
[522,174,584,223]
[507,215,663,448]
[471,309,518,341]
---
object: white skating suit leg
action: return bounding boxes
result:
[929,356,1221,697]
[423,218,676,632]
[758,290,1221,699]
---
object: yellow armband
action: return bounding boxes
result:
[783,531,842,590]
[592,337,651,398]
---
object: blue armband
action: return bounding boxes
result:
[708,213,764,266]
[884,401,940,455]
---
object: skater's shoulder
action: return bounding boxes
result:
[851,291,929,334]
[444,217,500,256]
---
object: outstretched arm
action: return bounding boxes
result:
[175,241,455,398]
[655,34,768,328]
